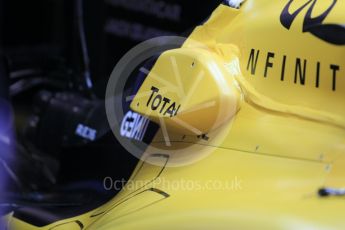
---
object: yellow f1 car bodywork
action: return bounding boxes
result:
[5,0,345,229]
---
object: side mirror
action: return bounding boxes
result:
[130,47,241,135]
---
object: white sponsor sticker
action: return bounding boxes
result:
[120,111,150,141]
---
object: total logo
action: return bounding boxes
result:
[146,86,181,117]
[120,111,150,141]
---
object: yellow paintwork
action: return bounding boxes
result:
[5,0,345,229]
[130,47,241,135]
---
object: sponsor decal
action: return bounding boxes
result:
[246,48,341,91]
[146,86,181,117]
[104,19,175,42]
[106,0,182,22]
[280,0,345,45]
[75,124,97,141]
[120,111,150,141]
